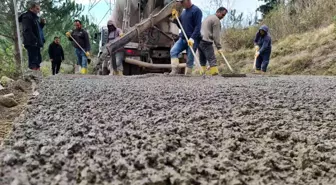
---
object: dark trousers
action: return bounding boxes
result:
[51,61,61,75]
[25,46,42,69]
[198,40,217,67]
[256,52,271,72]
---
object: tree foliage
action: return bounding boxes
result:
[0,0,99,77]
[257,0,284,16]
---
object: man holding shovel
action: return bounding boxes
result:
[66,20,91,74]
[170,0,202,75]
[198,7,227,76]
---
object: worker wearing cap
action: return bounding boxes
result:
[170,0,202,75]
[198,7,227,75]
[66,20,90,74]
[254,25,272,74]
[106,19,124,75]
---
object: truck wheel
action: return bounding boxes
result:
[130,64,141,75]
[123,61,130,75]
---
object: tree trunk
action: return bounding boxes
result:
[13,25,21,73]
[10,0,22,75]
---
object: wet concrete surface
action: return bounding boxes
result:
[0,74,336,185]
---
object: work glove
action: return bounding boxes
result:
[254,45,259,51]
[119,33,124,37]
[172,9,178,19]
[255,51,260,58]
[85,52,90,57]
[66,32,71,38]
[187,38,194,47]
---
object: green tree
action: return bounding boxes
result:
[257,0,284,16]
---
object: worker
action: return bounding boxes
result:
[48,37,64,75]
[170,0,202,75]
[254,25,272,74]
[106,19,124,75]
[19,1,46,70]
[198,7,227,75]
[66,20,90,74]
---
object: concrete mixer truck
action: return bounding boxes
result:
[94,0,186,75]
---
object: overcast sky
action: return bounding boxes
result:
[75,0,262,26]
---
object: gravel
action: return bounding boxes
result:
[1,74,336,185]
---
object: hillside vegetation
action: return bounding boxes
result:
[218,0,336,75]
[219,24,336,75]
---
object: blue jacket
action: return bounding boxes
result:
[254,25,272,55]
[174,4,202,41]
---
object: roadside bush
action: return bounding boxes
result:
[222,26,258,51]
[262,0,336,41]
[0,47,17,78]
[223,0,336,51]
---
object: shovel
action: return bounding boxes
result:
[174,13,203,76]
[68,33,91,64]
[219,51,246,77]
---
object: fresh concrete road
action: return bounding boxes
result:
[1,74,336,185]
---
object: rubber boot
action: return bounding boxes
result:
[81,68,87,74]
[185,67,193,75]
[117,71,123,76]
[110,70,118,75]
[170,58,179,75]
[254,69,262,74]
[209,66,219,76]
[201,66,207,74]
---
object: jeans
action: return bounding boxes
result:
[51,61,61,75]
[170,38,199,68]
[256,52,271,72]
[25,46,42,69]
[75,48,88,68]
[198,40,217,67]
[110,51,124,71]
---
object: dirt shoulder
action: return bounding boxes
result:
[0,79,31,143]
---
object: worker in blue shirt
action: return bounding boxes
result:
[170,0,202,75]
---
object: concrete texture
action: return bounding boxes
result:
[0,74,336,185]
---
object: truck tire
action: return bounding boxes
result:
[123,61,131,75]
[123,60,142,75]
[130,64,141,75]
